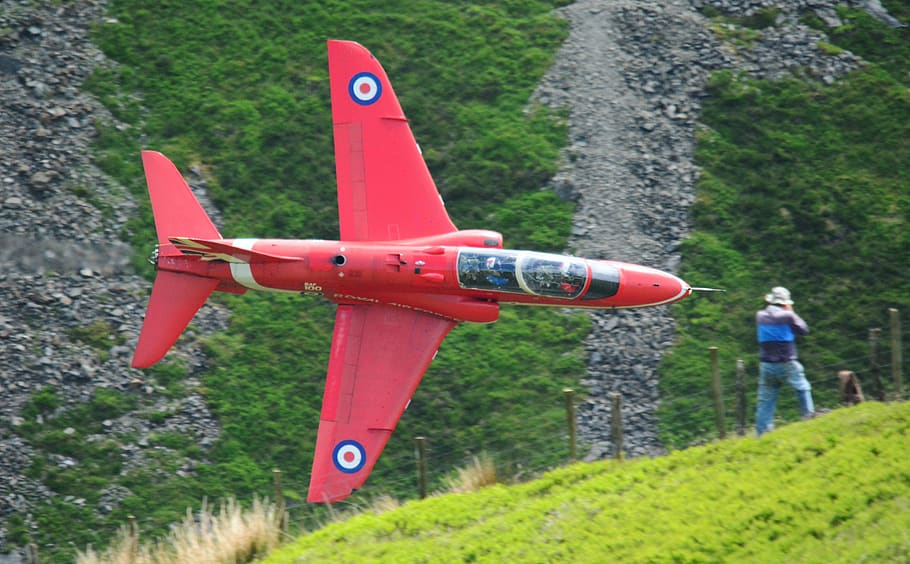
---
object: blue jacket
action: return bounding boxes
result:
[756,305,809,362]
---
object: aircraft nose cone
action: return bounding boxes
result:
[617,263,691,307]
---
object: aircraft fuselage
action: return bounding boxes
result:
[159,229,690,324]
[133,37,701,504]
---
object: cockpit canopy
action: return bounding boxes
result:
[456,249,619,300]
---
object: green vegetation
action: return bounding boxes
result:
[68,320,124,362]
[660,1,910,447]
[21,386,62,420]
[262,402,910,562]
[14,387,145,554]
[144,356,190,398]
[703,7,781,50]
[7,1,583,560]
[89,0,572,242]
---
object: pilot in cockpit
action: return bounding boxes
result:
[484,256,509,287]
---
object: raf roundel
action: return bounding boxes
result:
[349,72,382,105]
[332,440,366,474]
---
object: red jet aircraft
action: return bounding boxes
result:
[132,40,694,503]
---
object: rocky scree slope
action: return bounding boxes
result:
[0,0,226,554]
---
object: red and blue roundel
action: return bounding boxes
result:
[333,440,366,473]
[349,72,382,105]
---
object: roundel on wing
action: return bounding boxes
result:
[332,440,366,473]
[348,72,382,105]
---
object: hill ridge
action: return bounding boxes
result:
[261,402,910,563]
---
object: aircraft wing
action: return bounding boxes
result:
[328,39,457,242]
[308,304,456,503]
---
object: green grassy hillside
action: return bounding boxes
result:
[261,402,910,563]
[659,2,910,447]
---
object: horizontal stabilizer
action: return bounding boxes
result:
[132,270,218,368]
[169,237,300,264]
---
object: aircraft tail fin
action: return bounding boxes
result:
[141,150,221,247]
[133,151,221,368]
[132,270,218,368]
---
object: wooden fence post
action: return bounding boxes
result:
[709,347,726,439]
[890,308,904,400]
[610,392,623,461]
[26,543,39,564]
[127,514,138,558]
[869,328,885,401]
[415,436,427,499]
[735,359,746,436]
[563,388,577,463]
[273,468,286,533]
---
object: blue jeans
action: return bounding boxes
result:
[756,360,814,436]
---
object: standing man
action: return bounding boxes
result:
[755,286,815,435]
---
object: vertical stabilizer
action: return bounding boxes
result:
[141,151,221,245]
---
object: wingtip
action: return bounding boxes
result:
[132,333,168,369]
[140,149,167,163]
[130,350,160,369]
[326,38,367,53]
[131,335,170,369]
[306,487,353,504]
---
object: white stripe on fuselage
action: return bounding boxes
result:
[228,238,296,293]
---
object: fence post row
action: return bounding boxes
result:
[62,308,905,554]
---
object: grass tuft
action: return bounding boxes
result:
[444,453,498,494]
[76,497,282,564]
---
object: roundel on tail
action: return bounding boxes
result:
[349,72,382,105]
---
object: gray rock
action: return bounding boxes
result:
[0,0,228,551]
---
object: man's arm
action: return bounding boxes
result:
[782,304,809,336]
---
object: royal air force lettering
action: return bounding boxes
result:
[333,440,366,473]
[349,72,382,105]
